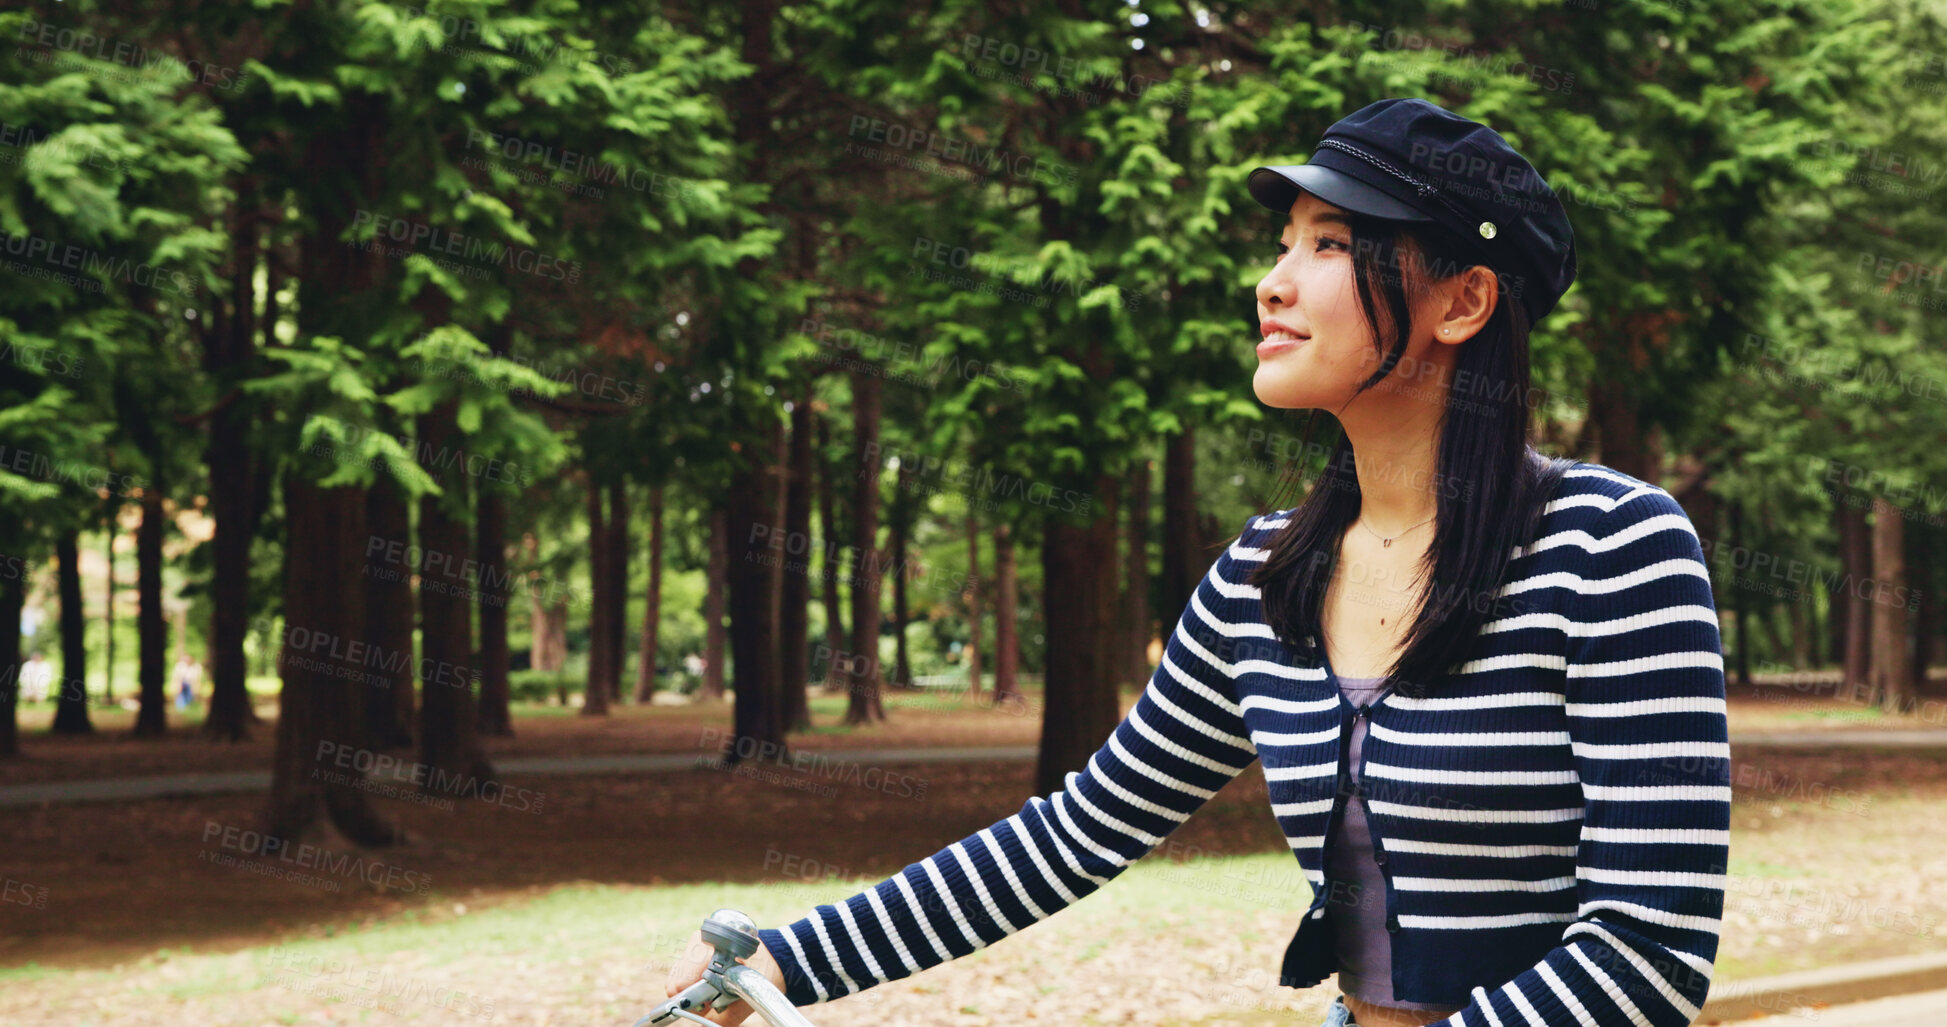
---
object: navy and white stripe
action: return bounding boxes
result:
[759,462,1730,1027]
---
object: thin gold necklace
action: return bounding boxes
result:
[1357,512,1435,548]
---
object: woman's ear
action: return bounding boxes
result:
[1432,266,1499,344]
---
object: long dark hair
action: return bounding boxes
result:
[1245,211,1576,699]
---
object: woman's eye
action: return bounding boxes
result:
[1315,236,1349,253]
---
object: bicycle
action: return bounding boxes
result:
[637,909,815,1027]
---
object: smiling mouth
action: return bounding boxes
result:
[1262,330,1306,344]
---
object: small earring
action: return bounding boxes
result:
[1440,328,1450,335]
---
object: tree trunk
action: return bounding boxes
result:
[817,414,847,690]
[1160,428,1201,634]
[605,480,630,703]
[726,418,789,760]
[542,602,567,673]
[1908,522,1939,689]
[702,505,729,700]
[634,486,666,703]
[417,400,496,788]
[1839,499,1872,703]
[1789,598,1812,672]
[1034,477,1121,796]
[262,108,414,844]
[263,479,399,847]
[1867,497,1915,712]
[993,522,1020,702]
[1,562,24,757]
[1789,486,1817,670]
[202,195,261,741]
[133,484,168,737]
[890,485,912,691]
[525,532,562,673]
[780,394,813,730]
[477,486,513,735]
[583,475,612,716]
[476,320,516,731]
[51,531,91,734]
[845,372,886,723]
[1727,501,1751,687]
[1099,479,1121,698]
[1828,501,1850,669]
[103,528,116,704]
[965,507,983,699]
[364,473,417,748]
[1757,602,1789,672]
[1911,521,1935,691]
[1124,456,1152,687]
[202,417,256,741]
[1588,377,1653,484]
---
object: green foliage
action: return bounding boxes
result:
[7,0,1939,716]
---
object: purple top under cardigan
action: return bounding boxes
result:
[1326,674,1461,1013]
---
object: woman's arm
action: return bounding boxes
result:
[757,515,1270,1006]
[1439,485,1732,1027]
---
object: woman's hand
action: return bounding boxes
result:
[664,928,789,1025]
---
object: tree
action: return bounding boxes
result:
[844,371,887,723]
[992,522,1020,703]
[583,474,614,717]
[364,472,417,748]
[416,399,495,787]
[132,484,167,736]
[634,486,667,704]
[1123,456,1152,687]
[475,340,516,736]
[265,476,399,846]
[702,506,729,700]
[0,569,23,757]
[779,397,814,729]
[52,532,91,736]
[0,5,241,750]
[1866,497,1916,712]
[964,506,983,698]
[817,412,848,690]
[605,480,630,703]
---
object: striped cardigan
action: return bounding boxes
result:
[760,462,1731,1026]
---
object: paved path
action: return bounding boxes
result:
[1732,729,1947,747]
[0,745,1040,807]
[5,729,1947,808]
[1728,986,1947,1025]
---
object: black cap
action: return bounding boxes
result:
[1248,97,1577,326]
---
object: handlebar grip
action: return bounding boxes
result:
[635,977,722,1027]
[637,910,815,1027]
[720,964,817,1027]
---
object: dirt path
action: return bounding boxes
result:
[0,692,1046,787]
[2,744,1945,1025]
[6,676,1943,791]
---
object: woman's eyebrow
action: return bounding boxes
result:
[1280,210,1351,242]
[1285,212,1351,237]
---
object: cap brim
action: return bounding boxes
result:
[1248,164,1433,221]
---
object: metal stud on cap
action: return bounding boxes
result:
[1479,221,1498,239]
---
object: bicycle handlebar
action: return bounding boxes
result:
[635,910,816,1027]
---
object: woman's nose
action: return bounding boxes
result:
[1257,262,1293,308]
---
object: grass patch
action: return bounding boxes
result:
[1776,709,1887,723]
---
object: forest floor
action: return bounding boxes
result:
[0,688,1048,787]
[4,668,1944,788]
[2,676,1946,1025]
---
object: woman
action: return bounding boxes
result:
[669,98,1731,1027]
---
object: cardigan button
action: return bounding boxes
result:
[1373,848,1387,865]
[1385,915,1400,933]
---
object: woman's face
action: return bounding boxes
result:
[1251,191,1454,412]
